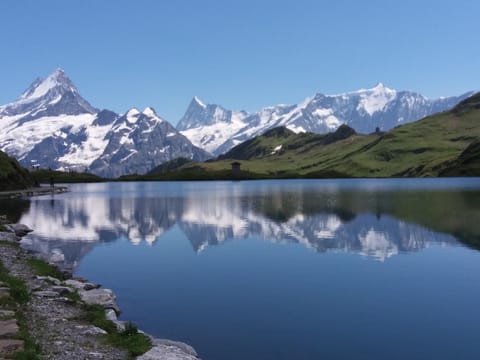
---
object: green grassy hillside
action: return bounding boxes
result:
[32,169,104,184]
[144,92,479,180]
[0,150,36,191]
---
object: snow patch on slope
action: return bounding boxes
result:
[0,113,96,159]
[58,123,112,167]
[356,83,397,115]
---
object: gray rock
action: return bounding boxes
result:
[36,275,62,286]
[62,269,73,279]
[49,286,74,296]
[137,344,199,360]
[0,310,15,319]
[78,288,120,314]
[104,309,117,322]
[0,232,20,242]
[151,339,199,357]
[31,279,46,291]
[6,224,33,237]
[0,339,24,356]
[0,319,19,338]
[75,325,107,336]
[84,282,100,290]
[0,288,10,298]
[65,279,99,291]
[104,309,125,331]
[87,352,105,359]
[33,290,59,298]
[64,279,85,290]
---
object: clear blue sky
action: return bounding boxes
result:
[1,0,478,123]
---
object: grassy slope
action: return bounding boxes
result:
[156,92,480,179]
[0,150,36,190]
[31,169,104,183]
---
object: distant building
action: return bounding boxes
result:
[231,161,241,177]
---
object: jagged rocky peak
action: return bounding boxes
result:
[370,82,389,91]
[19,68,78,101]
[0,68,97,118]
[192,96,206,108]
[125,107,141,121]
[20,68,75,99]
[119,107,164,127]
[142,106,159,117]
[92,109,119,126]
[177,96,243,131]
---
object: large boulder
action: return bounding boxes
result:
[5,224,33,237]
[78,288,120,314]
[137,343,200,360]
[150,339,199,358]
[65,279,100,291]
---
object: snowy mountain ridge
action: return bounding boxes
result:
[0,69,474,174]
[178,83,474,155]
[0,69,210,176]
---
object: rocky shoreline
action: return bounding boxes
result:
[0,186,69,199]
[0,219,201,359]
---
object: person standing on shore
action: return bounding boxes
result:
[50,176,54,192]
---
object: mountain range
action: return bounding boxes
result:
[157,93,480,179]
[178,84,474,155]
[0,69,209,178]
[0,69,474,176]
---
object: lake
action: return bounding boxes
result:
[2,178,480,359]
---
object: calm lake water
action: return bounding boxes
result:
[2,178,480,359]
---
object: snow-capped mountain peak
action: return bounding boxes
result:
[355,83,397,115]
[125,108,141,123]
[178,97,250,154]
[193,96,206,108]
[0,68,97,119]
[142,106,162,121]
[370,82,388,91]
[19,68,77,102]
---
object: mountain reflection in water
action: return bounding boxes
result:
[10,180,479,269]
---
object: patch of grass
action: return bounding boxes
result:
[0,224,7,231]
[11,310,41,360]
[0,261,41,359]
[27,259,63,279]
[0,240,20,248]
[6,277,29,305]
[80,305,152,357]
[0,261,29,305]
[64,289,81,303]
[107,322,152,357]
[81,304,117,333]
[32,169,105,184]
